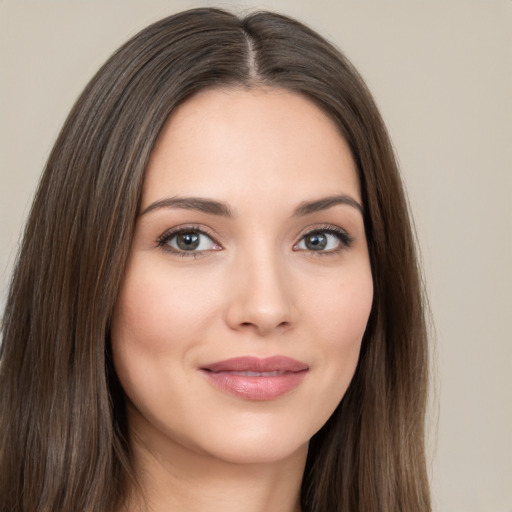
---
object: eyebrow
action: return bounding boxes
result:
[141,194,363,218]
[141,197,233,217]
[294,195,363,216]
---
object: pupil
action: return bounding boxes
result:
[306,233,327,250]
[177,232,200,250]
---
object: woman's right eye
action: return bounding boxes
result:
[158,228,221,255]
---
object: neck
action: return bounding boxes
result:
[121,425,307,512]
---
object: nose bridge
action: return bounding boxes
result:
[226,240,296,335]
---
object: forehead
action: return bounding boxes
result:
[143,86,361,209]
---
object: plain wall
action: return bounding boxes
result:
[0,1,511,511]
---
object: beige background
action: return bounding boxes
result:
[0,1,511,511]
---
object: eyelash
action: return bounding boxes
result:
[156,224,353,257]
[156,225,220,258]
[294,225,354,255]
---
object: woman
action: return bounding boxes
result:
[0,7,430,512]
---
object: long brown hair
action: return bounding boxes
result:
[0,8,430,511]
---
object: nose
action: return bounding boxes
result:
[225,249,297,336]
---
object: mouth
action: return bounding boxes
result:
[200,356,309,401]
[215,370,289,377]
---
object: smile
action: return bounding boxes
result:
[200,356,309,401]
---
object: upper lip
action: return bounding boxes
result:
[201,356,309,373]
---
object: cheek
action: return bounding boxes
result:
[276,264,373,440]
[304,264,373,394]
[336,277,373,344]
[306,262,373,345]
[110,263,198,400]
[112,262,213,352]
[109,256,230,410]
[337,273,373,364]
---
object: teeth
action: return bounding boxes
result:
[228,371,283,377]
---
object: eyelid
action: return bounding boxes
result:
[293,224,354,253]
[155,223,353,257]
[156,225,222,257]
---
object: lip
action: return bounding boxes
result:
[200,356,309,401]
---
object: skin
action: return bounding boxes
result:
[111,87,374,512]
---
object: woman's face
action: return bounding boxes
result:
[111,87,373,466]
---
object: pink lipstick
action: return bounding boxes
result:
[200,356,309,401]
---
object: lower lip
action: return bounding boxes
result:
[201,371,308,401]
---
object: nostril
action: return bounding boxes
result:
[225,287,297,334]
[235,320,291,335]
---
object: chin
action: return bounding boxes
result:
[182,407,330,467]
[194,433,310,467]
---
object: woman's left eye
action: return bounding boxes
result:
[294,229,353,253]
[158,229,220,254]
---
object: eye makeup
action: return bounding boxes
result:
[155,222,354,259]
[293,224,354,255]
[156,225,222,257]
